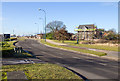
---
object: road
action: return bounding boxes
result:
[17,39,119,81]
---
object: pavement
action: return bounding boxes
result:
[46,39,119,61]
[46,39,67,45]
[7,71,27,79]
[14,39,119,81]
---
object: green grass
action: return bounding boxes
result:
[70,43,119,52]
[2,72,7,80]
[10,37,17,41]
[53,40,118,52]
[17,37,26,41]
[13,51,33,58]
[54,40,77,44]
[1,41,16,57]
[1,41,33,58]
[40,39,107,56]
[2,63,82,79]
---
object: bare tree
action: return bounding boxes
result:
[46,21,66,39]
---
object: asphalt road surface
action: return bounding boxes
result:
[17,39,119,81]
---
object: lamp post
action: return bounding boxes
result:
[39,18,44,39]
[77,33,79,44]
[38,8,46,42]
[35,23,39,34]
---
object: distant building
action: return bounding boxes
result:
[36,34,44,39]
[75,24,97,40]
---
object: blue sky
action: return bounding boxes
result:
[2,2,118,35]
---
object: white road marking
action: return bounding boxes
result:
[85,59,107,66]
[41,51,47,54]
[98,63,107,66]
[73,57,81,59]
[86,60,94,62]
[41,51,63,58]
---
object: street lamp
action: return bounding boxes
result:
[39,18,44,39]
[77,33,79,44]
[38,8,46,42]
[35,23,39,34]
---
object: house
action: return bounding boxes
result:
[36,34,44,39]
[75,24,97,40]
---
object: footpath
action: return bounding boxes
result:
[46,39,119,61]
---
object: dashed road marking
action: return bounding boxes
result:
[73,57,81,59]
[98,63,107,66]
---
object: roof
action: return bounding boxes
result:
[78,24,95,29]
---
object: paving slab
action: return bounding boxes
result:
[7,71,27,79]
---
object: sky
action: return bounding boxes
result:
[1,2,118,35]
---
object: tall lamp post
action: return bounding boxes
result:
[35,23,39,34]
[38,8,46,42]
[77,33,79,44]
[39,18,44,39]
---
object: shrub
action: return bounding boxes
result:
[2,42,10,47]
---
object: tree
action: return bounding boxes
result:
[54,27,69,43]
[108,28,116,34]
[95,29,105,39]
[46,21,65,39]
[102,28,118,40]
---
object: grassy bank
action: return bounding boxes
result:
[17,37,26,41]
[1,40,33,58]
[40,39,106,56]
[53,40,118,52]
[1,41,16,57]
[2,63,82,80]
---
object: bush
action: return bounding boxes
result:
[46,33,54,39]
[10,37,17,41]
[2,49,14,57]
[2,42,10,47]
[4,38,10,41]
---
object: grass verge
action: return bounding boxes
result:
[17,37,26,41]
[53,40,118,52]
[2,72,7,80]
[2,63,82,79]
[1,41,33,58]
[40,39,107,56]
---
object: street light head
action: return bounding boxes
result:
[39,18,42,20]
[38,8,41,11]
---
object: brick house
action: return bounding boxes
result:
[75,24,97,40]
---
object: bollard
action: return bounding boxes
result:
[14,47,18,54]
[19,47,23,53]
